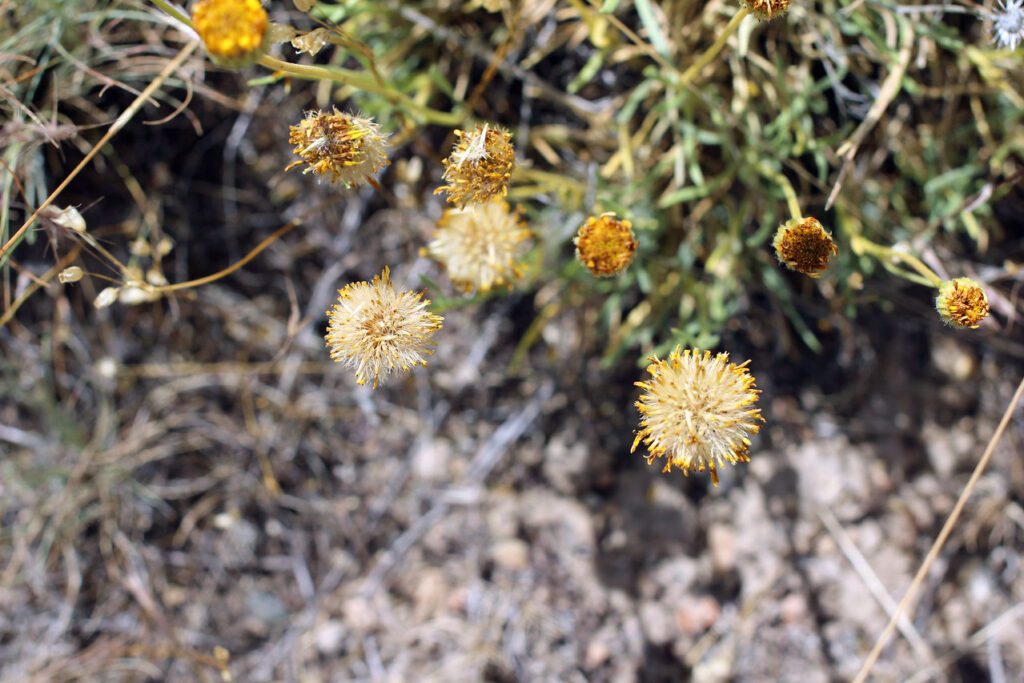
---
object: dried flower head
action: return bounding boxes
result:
[435,124,514,206]
[773,216,839,278]
[191,0,268,67]
[325,267,444,388]
[990,0,1024,50]
[574,213,638,277]
[936,277,989,329]
[744,0,791,20]
[287,109,390,188]
[429,199,532,294]
[632,347,763,486]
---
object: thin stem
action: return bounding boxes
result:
[759,164,803,221]
[149,0,190,25]
[679,7,751,86]
[853,375,1024,683]
[151,218,302,293]
[851,234,944,288]
[0,42,198,266]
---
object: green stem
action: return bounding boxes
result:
[679,7,751,86]
[851,234,944,288]
[758,163,803,221]
[150,0,189,25]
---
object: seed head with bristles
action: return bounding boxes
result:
[191,0,268,67]
[435,124,514,206]
[429,199,532,294]
[287,109,390,188]
[990,0,1024,50]
[632,347,764,486]
[325,267,444,388]
[936,277,989,329]
[773,216,839,278]
[574,213,638,277]
[743,0,791,20]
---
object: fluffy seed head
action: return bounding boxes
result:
[191,0,268,66]
[744,0,791,20]
[574,213,638,277]
[435,124,514,206]
[287,109,390,188]
[325,267,443,388]
[429,199,532,294]
[990,0,1024,50]
[632,347,764,486]
[936,277,989,329]
[773,216,839,278]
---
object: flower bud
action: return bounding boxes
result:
[772,216,839,278]
[574,213,638,277]
[58,266,83,284]
[191,0,269,68]
[936,277,989,329]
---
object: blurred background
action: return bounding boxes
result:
[1,0,1023,681]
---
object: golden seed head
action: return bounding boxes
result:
[632,347,764,486]
[429,199,532,294]
[936,277,989,329]
[772,216,839,278]
[287,109,390,188]
[743,0,791,20]
[574,213,638,277]
[191,0,268,66]
[325,267,444,388]
[435,124,514,206]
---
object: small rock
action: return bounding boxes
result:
[314,620,346,654]
[491,539,529,571]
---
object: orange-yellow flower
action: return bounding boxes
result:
[936,277,989,329]
[772,216,838,278]
[287,109,390,188]
[325,267,443,388]
[435,124,514,206]
[191,0,268,67]
[744,0,791,20]
[574,213,638,277]
[632,347,763,486]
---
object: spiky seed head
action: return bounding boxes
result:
[574,213,638,277]
[435,124,514,206]
[990,0,1024,50]
[743,0,791,20]
[936,277,989,329]
[773,216,838,278]
[191,0,268,67]
[286,109,390,188]
[325,267,444,388]
[429,199,531,294]
[632,347,764,486]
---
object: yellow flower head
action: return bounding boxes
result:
[632,347,764,486]
[191,0,268,67]
[325,267,443,388]
[574,213,638,277]
[936,277,989,329]
[744,0,791,20]
[435,124,514,206]
[429,199,532,294]
[772,216,838,278]
[287,109,390,188]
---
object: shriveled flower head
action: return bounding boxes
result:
[287,109,390,188]
[773,216,839,278]
[744,0,791,20]
[936,277,989,329]
[325,267,443,388]
[632,347,764,486]
[435,124,514,206]
[574,213,638,277]
[990,0,1024,50]
[191,0,268,67]
[429,199,532,294]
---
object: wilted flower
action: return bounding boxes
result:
[744,0,791,20]
[574,213,638,277]
[435,124,514,206]
[191,0,268,67]
[429,199,531,293]
[287,109,390,188]
[990,0,1024,50]
[632,347,763,486]
[936,277,989,329]
[325,267,443,388]
[773,216,839,278]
